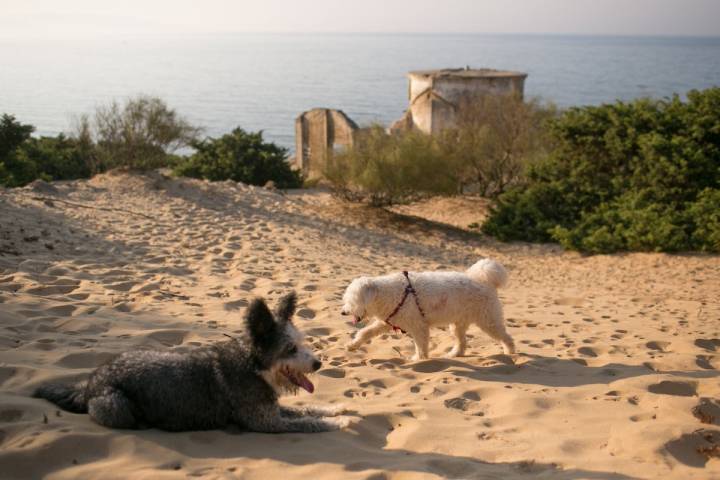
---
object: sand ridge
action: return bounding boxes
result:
[0,171,719,479]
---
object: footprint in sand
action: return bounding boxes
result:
[444,395,485,416]
[629,413,656,422]
[665,429,720,468]
[147,330,188,346]
[693,398,720,425]
[305,327,331,336]
[646,341,671,352]
[577,346,599,357]
[318,368,346,378]
[223,299,249,311]
[296,308,316,319]
[647,380,698,397]
[695,338,720,352]
[696,355,719,370]
[554,297,586,306]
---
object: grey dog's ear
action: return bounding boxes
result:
[245,297,277,348]
[275,291,297,323]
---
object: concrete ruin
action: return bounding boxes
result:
[391,68,527,134]
[294,108,359,178]
[293,68,528,176]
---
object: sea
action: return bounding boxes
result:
[1,33,719,151]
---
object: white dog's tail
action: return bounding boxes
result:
[466,259,508,289]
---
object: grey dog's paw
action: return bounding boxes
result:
[331,416,355,429]
[323,404,349,416]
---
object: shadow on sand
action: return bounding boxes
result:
[133,412,640,480]
[399,353,717,388]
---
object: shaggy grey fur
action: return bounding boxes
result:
[34,292,348,433]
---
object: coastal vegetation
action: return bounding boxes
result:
[2,89,718,253]
[483,88,720,253]
[324,94,553,206]
[0,96,300,189]
[323,88,719,253]
[174,127,302,188]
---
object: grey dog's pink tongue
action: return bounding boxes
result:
[297,373,314,393]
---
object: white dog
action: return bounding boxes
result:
[341,259,514,360]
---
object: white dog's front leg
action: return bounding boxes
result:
[408,326,430,361]
[347,320,391,351]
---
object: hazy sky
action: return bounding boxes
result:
[2,0,719,38]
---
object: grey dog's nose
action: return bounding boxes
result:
[312,359,322,371]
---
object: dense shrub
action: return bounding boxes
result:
[0,114,36,187]
[483,88,720,253]
[0,115,93,187]
[174,127,302,188]
[83,95,200,170]
[323,125,457,206]
[22,135,94,181]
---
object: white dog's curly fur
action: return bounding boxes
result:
[341,259,515,360]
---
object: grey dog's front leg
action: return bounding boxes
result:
[240,405,348,433]
[280,404,347,418]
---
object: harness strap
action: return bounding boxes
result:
[384,271,425,334]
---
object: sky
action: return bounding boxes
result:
[1,0,719,39]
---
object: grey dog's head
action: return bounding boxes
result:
[246,292,322,395]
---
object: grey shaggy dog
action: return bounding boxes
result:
[33,292,350,433]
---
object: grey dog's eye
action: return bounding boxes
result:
[286,345,298,355]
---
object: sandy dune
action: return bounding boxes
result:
[0,171,719,479]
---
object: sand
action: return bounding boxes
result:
[0,171,718,480]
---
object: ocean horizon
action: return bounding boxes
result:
[2,32,719,151]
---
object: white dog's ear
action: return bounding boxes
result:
[360,280,378,304]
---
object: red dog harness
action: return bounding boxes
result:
[384,271,426,334]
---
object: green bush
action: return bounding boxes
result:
[22,135,93,181]
[323,125,457,206]
[483,88,720,253]
[174,127,302,188]
[687,188,720,252]
[0,114,36,187]
[0,115,93,187]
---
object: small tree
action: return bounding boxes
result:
[438,94,555,197]
[174,127,302,188]
[83,95,200,170]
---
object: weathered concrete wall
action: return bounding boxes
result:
[294,108,359,178]
[395,68,528,135]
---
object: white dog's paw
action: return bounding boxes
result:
[346,340,360,351]
[445,348,464,358]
